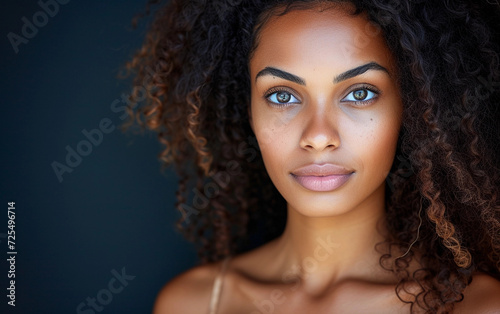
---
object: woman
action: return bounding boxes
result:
[126,0,500,312]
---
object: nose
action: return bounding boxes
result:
[299,106,340,152]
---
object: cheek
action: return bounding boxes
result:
[252,107,293,151]
[253,114,297,185]
[255,120,289,163]
[356,115,401,173]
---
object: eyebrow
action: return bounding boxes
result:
[333,62,390,83]
[255,67,306,85]
[255,62,390,85]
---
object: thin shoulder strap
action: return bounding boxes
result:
[208,257,231,314]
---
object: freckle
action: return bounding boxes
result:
[370,118,373,121]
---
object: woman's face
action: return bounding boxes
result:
[249,5,403,217]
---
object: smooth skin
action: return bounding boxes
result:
[154,5,500,314]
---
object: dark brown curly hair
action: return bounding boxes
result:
[125,0,500,312]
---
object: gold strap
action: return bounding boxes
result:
[208,257,231,314]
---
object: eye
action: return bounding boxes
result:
[341,86,379,105]
[266,89,300,106]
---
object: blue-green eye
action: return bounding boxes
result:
[266,90,300,105]
[342,88,378,103]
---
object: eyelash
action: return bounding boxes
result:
[264,87,300,108]
[341,84,380,106]
[263,84,381,108]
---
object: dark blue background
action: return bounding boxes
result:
[0,1,197,313]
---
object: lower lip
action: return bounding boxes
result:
[292,173,353,192]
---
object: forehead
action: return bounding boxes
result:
[250,6,396,77]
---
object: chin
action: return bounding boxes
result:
[288,197,358,218]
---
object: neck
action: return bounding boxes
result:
[269,185,392,295]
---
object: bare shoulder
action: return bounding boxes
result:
[456,273,500,314]
[152,261,221,314]
[152,241,279,314]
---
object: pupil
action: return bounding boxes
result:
[277,92,291,103]
[353,89,367,100]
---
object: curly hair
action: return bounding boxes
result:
[125,0,500,312]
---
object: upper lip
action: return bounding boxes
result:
[291,163,354,176]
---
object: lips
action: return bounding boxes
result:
[291,163,354,192]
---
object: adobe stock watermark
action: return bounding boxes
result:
[251,235,340,314]
[177,135,262,224]
[7,0,71,54]
[340,0,407,62]
[435,73,500,133]
[213,0,243,21]
[386,154,413,193]
[51,118,115,183]
[51,65,159,183]
[76,267,135,314]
